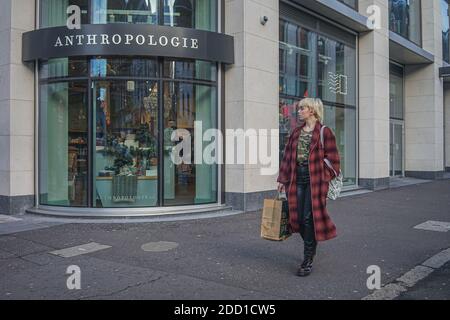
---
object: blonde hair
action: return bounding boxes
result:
[297,98,324,123]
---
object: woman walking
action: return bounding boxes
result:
[277,98,341,277]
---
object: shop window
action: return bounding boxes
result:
[39,56,218,208]
[92,0,158,24]
[90,57,158,78]
[40,0,89,28]
[162,81,218,205]
[279,11,357,187]
[389,0,422,46]
[163,59,217,82]
[39,81,89,207]
[40,57,88,80]
[93,80,159,207]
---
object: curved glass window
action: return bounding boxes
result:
[39,57,218,208]
[163,59,217,81]
[93,80,159,207]
[163,0,217,31]
[90,56,158,78]
[92,0,159,24]
[39,81,89,206]
[40,0,218,31]
[40,57,88,80]
[163,81,218,205]
[389,0,422,46]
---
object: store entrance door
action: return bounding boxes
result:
[92,80,160,208]
[390,120,404,177]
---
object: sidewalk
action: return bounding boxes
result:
[0,179,449,300]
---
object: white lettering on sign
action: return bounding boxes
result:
[125,34,133,45]
[112,34,122,44]
[53,33,200,50]
[75,35,84,45]
[101,34,110,45]
[86,34,97,45]
[159,36,168,47]
[191,38,199,49]
[54,37,63,47]
[136,35,145,45]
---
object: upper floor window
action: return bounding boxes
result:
[442,0,450,63]
[40,0,218,32]
[338,0,358,10]
[389,0,422,46]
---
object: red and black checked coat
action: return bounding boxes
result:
[277,120,341,242]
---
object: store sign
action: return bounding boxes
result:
[22,24,234,64]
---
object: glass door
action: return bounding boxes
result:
[92,80,159,207]
[390,121,404,177]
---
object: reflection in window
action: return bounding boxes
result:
[163,0,217,31]
[163,59,217,81]
[279,16,357,187]
[163,81,217,205]
[94,81,159,207]
[39,56,219,208]
[40,57,88,80]
[92,0,158,24]
[39,82,89,206]
[40,0,89,28]
[279,19,317,98]
[390,64,404,120]
[323,105,357,186]
[389,0,422,46]
[442,0,450,63]
[91,56,158,78]
[338,0,357,10]
[164,0,193,28]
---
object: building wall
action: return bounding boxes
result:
[404,0,445,180]
[0,0,35,215]
[224,0,279,211]
[358,0,391,190]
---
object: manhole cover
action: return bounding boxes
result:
[141,241,179,252]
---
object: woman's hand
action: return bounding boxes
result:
[277,183,286,193]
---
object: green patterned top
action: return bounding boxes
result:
[297,128,313,165]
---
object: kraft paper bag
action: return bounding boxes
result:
[261,194,291,241]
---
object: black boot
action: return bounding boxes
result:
[297,256,314,277]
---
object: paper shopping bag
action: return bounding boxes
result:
[261,194,291,241]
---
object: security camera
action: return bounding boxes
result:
[260,16,269,25]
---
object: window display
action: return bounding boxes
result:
[39,57,218,209]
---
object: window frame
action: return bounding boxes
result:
[388,0,423,47]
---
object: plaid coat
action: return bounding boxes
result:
[277,121,341,242]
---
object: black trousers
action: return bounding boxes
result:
[296,165,317,258]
